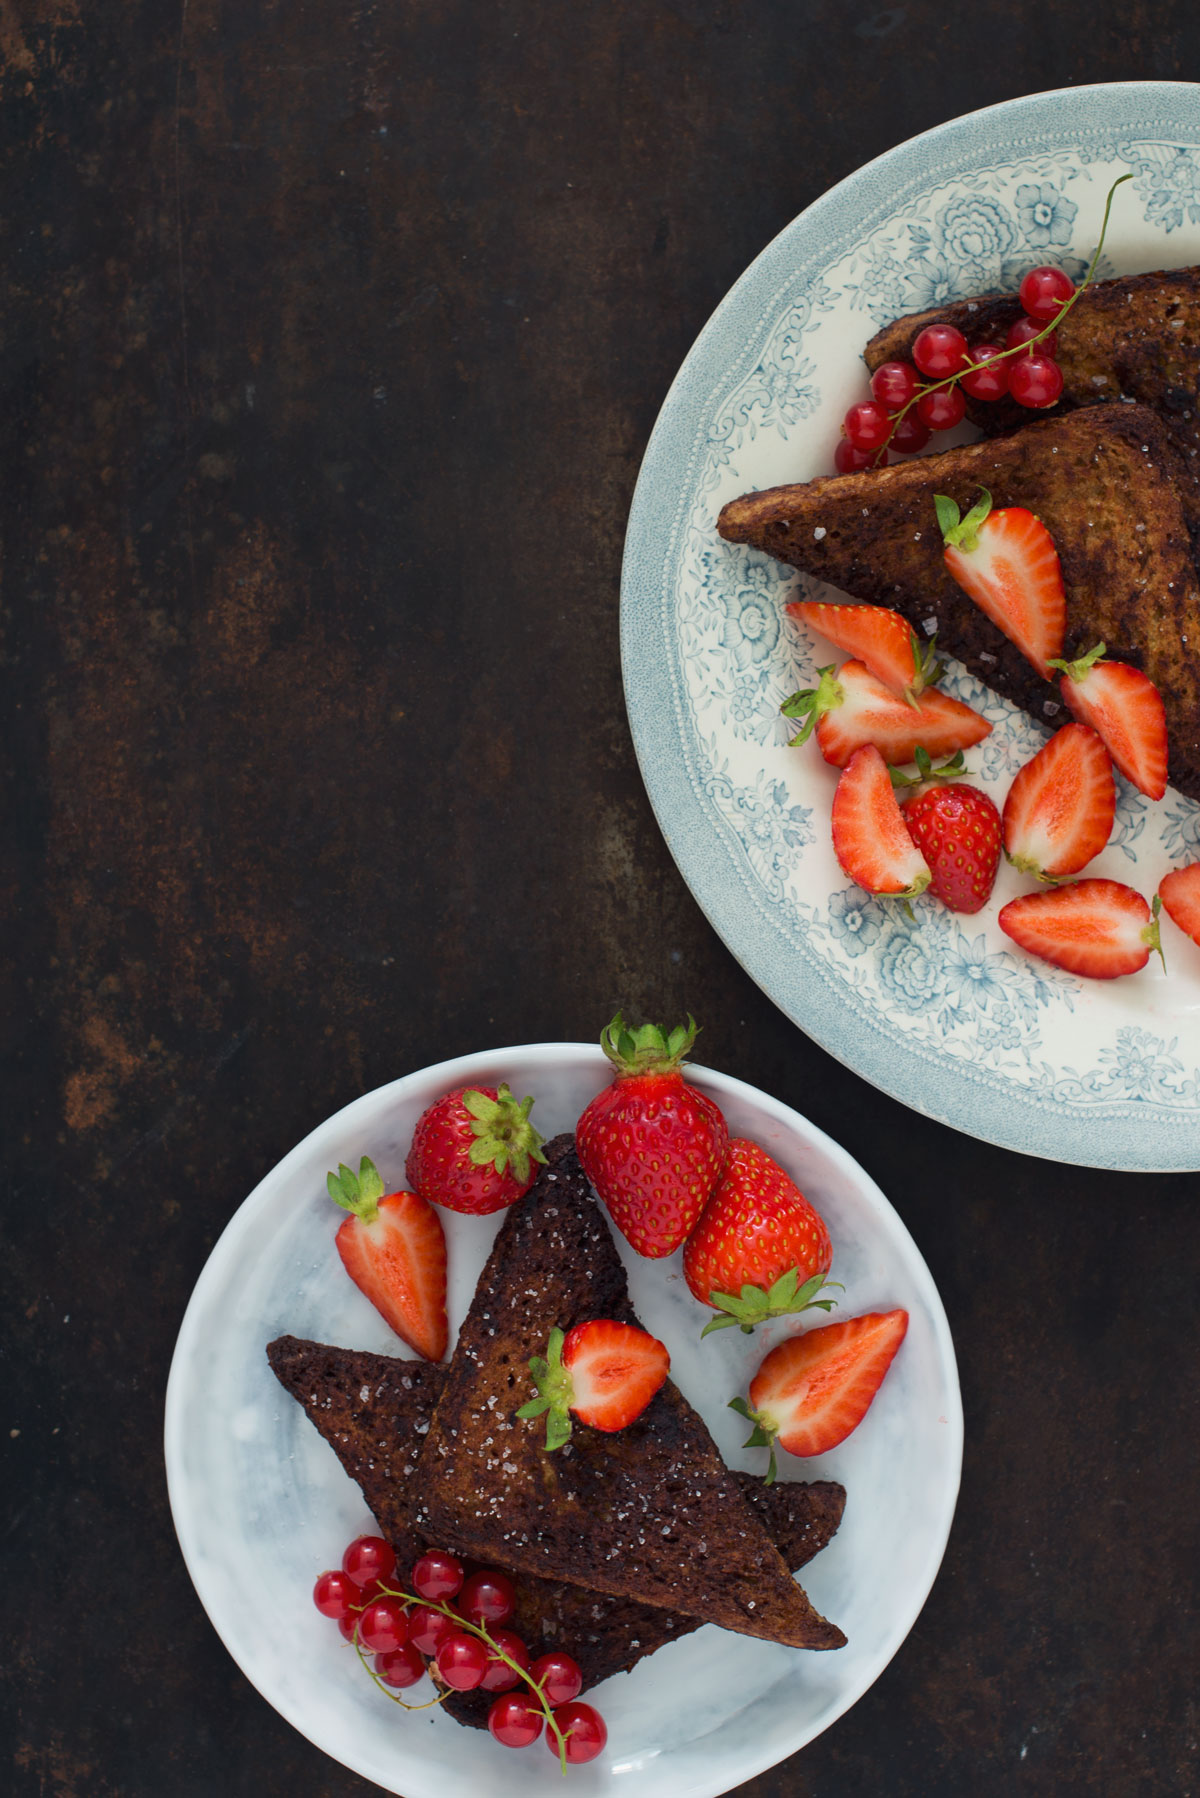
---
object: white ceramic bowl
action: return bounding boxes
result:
[165,1043,961,1798]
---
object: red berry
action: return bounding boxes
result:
[313,1569,361,1620]
[435,1630,491,1691]
[357,1597,410,1654]
[834,437,886,473]
[888,411,931,453]
[408,1604,456,1656]
[1009,354,1065,409]
[870,359,920,410]
[338,1607,364,1643]
[1019,264,1075,322]
[842,400,892,452]
[411,1550,464,1601]
[342,1536,395,1589]
[911,323,968,379]
[915,385,966,432]
[375,1642,426,1688]
[1006,315,1056,359]
[959,343,1009,402]
[458,1569,517,1627]
[480,1628,531,1692]
[548,1700,608,1764]
[488,1694,545,1748]
[530,1650,584,1706]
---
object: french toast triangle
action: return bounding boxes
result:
[716,403,1200,802]
[266,1331,846,1727]
[411,1134,846,1651]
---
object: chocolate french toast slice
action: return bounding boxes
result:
[863,266,1200,535]
[717,403,1200,800]
[266,1331,846,1728]
[412,1135,845,1651]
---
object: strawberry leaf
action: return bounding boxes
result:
[326,1156,385,1222]
[781,665,841,747]
[516,1326,575,1451]
[700,1269,841,1339]
[459,1084,547,1183]
[728,1397,779,1485]
[936,486,992,551]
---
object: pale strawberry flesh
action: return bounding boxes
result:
[1158,863,1200,946]
[335,1191,448,1362]
[998,879,1159,979]
[1058,657,1169,800]
[832,744,930,896]
[561,1320,670,1433]
[812,660,990,769]
[942,507,1066,679]
[748,1310,908,1459]
[1001,722,1115,880]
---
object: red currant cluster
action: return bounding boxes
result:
[313,1535,607,1766]
[835,263,1077,473]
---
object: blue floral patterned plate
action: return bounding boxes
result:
[622,83,1200,1171]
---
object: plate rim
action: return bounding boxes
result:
[620,79,1200,1172]
[165,1042,963,1798]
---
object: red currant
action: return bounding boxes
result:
[1018,265,1075,322]
[959,343,1009,402]
[842,400,892,453]
[911,323,968,379]
[1008,354,1064,409]
[915,385,966,432]
[410,1550,464,1602]
[1005,315,1057,359]
[479,1628,531,1692]
[375,1642,426,1689]
[313,1569,361,1620]
[408,1604,456,1656]
[435,1630,491,1691]
[357,1597,410,1654]
[888,411,930,454]
[342,1536,396,1589]
[458,1570,516,1627]
[834,438,886,473]
[869,359,920,410]
[488,1694,544,1748]
[548,1700,608,1764]
[337,1607,364,1643]
[530,1650,583,1706]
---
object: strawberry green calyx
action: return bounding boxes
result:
[727,1396,781,1487]
[888,746,968,789]
[1047,640,1108,683]
[326,1156,386,1222]
[935,487,992,552]
[781,665,843,747]
[700,1269,842,1340]
[1146,894,1166,972]
[516,1326,575,1451]
[598,1012,698,1077]
[461,1084,547,1183]
[904,632,945,707]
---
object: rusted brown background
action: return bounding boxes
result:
[4,5,1199,1795]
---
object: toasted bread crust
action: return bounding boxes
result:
[718,404,1200,799]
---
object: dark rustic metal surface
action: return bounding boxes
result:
[4,5,1199,1795]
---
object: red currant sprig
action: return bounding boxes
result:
[836,172,1131,469]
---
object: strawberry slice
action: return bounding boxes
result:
[832,744,930,896]
[786,600,942,701]
[782,659,991,769]
[1158,863,1200,945]
[327,1158,448,1362]
[1001,722,1115,880]
[517,1319,670,1449]
[998,879,1163,979]
[1048,641,1169,800]
[729,1310,909,1477]
[936,488,1066,678]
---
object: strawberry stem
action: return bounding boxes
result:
[598,1012,698,1077]
[1047,640,1107,684]
[326,1156,386,1223]
[727,1396,780,1486]
[462,1084,547,1183]
[935,487,992,551]
[781,664,843,746]
[515,1326,575,1450]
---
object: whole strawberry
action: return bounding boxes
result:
[683,1140,836,1337]
[903,780,1001,914]
[405,1084,546,1216]
[575,1013,729,1258]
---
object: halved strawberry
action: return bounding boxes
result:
[998,879,1163,979]
[1158,863,1200,945]
[1048,641,1169,800]
[328,1158,448,1362]
[1002,722,1115,881]
[831,744,930,896]
[729,1310,909,1478]
[782,659,991,769]
[786,600,942,702]
[516,1319,670,1449]
[936,488,1066,679]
